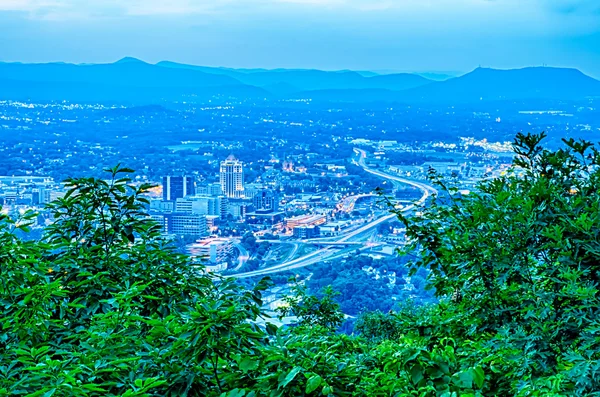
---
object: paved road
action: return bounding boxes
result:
[354,148,438,199]
[259,239,367,246]
[337,193,376,213]
[228,149,435,279]
[230,242,250,272]
[282,242,300,262]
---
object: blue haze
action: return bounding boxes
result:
[0,0,599,77]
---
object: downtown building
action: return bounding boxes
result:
[220,155,245,199]
[196,183,223,197]
[252,188,280,213]
[162,176,195,202]
[175,195,229,219]
[151,213,208,238]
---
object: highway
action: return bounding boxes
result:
[354,148,438,199]
[258,239,370,246]
[230,242,250,272]
[337,193,377,213]
[281,242,300,262]
[229,149,435,279]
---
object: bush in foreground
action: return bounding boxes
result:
[2,133,600,396]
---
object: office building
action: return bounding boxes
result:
[169,214,207,237]
[218,196,229,219]
[206,215,219,229]
[187,238,233,264]
[162,176,195,202]
[176,197,206,214]
[31,187,47,205]
[228,199,253,220]
[150,200,175,212]
[176,195,228,218]
[293,226,320,239]
[150,214,170,234]
[220,155,245,198]
[197,183,222,197]
[252,188,279,213]
[151,213,208,237]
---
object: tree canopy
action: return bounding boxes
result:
[3,133,600,396]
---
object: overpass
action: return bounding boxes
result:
[232,212,400,278]
[337,193,377,213]
[354,148,438,199]
[228,150,435,279]
[257,239,371,247]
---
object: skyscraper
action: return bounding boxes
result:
[220,155,245,199]
[162,176,195,202]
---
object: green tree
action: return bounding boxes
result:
[0,166,272,396]
[277,283,345,331]
[5,133,600,397]
[394,132,600,394]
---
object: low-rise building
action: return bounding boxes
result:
[150,213,208,237]
[187,238,234,264]
[285,214,327,229]
[293,225,320,239]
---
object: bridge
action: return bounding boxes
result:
[258,239,375,247]
[227,150,437,279]
[337,193,377,213]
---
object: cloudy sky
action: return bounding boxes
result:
[0,0,599,76]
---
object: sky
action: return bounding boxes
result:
[0,0,599,77]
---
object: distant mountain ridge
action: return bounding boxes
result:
[400,66,600,102]
[0,59,268,102]
[0,58,598,103]
[156,61,433,92]
[296,66,600,103]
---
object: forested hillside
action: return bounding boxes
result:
[2,133,600,396]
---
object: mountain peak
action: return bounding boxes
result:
[115,57,147,65]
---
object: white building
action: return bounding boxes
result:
[220,155,245,199]
[187,238,234,265]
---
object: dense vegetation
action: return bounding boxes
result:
[2,133,600,395]
[281,255,435,316]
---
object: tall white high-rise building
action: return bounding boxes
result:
[220,155,245,199]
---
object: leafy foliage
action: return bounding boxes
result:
[305,255,435,315]
[3,134,600,396]
[276,283,345,330]
[0,166,271,396]
[393,132,600,394]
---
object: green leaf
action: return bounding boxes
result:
[266,322,278,336]
[410,366,424,385]
[472,366,485,388]
[306,375,322,394]
[452,370,473,388]
[239,357,259,373]
[81,384,107,392]
[224,389,245,397]
[279,367,302,389]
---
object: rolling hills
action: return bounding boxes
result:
[399,66,600,102]
[157,61,433,92]
[1,59,599,103]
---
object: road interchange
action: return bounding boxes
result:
[228,149,436,279]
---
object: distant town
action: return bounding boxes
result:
[0,133,511,277]
[1,80,598,314]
